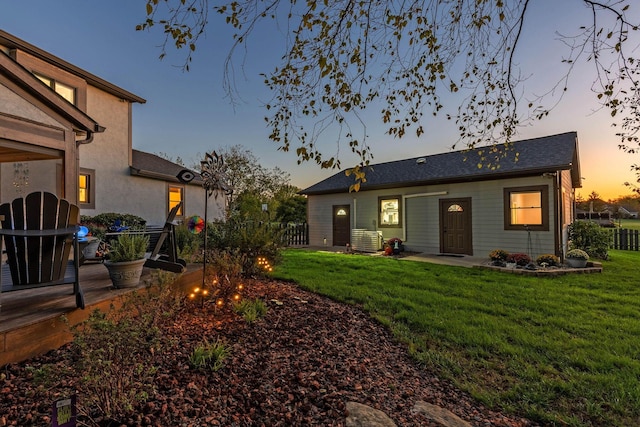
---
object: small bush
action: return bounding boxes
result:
[189,340,229,371]
[207,218,283,276]
[234,298,268,324]
[68,277,183,420]
[536,254,560,266]
[81,213,146,241]
[489,249,509,261]
[506,252,531,266]
[568,220,610,259]
[174,223,202,261]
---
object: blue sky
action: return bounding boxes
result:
[2,1,639,199]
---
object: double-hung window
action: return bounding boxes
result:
[379,196,402,228]
[168,185,184,217]
[503,186,549,231]
[78,168,95,209]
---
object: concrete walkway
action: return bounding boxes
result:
[297,246,486,268]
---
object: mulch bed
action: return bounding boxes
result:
[0,279,538,426]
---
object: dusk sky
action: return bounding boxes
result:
[3,1,639,200]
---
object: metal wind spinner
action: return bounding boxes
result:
[199,151,232,198]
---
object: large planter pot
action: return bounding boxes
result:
[566,258,588,268]
[104,258,146,288]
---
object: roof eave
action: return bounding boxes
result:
[301,165,573,196]
[0,50,103,134]
[0,30,146,104]
[130,167,204,185]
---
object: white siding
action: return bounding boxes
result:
[307,175,561,258]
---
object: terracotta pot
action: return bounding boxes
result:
[104,258,146,288]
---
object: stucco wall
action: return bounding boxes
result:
[78,86,219,224]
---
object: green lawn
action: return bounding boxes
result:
[271,249,640,427]
[618,218,640,230]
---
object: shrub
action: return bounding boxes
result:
[536,254,560,266]
[568,220,610,259]
[81,213,146,241]
[506,252,531,266]
[489,249,509,261]
[201,248,247,306]
[68,276,183,420]
[174,223,202,261]
[207,217,283,276]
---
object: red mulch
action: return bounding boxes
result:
[0,279,539,426]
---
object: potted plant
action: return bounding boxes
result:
[104,233,149,288]
[489,249,509,266]
[565,248,589,268]
[386,237,404,255]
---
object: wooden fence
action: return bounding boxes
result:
[609,228,640,251]
[277,223,309,246]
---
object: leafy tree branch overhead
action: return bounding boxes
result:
[139,0,640,190]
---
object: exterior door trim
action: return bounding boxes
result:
[439,197,473,255]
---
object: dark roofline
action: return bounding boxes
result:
[0,29,146,104]
[300,132,581,195]
[130,149,203,185]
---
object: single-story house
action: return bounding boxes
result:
[300,132,581,259]
[618,206,638,219]
[0,29,225,224]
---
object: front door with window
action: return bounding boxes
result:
[439,198,473,255]
[332,205,350,246]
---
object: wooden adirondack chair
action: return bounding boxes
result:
[105,202,187,274]
[0,192,84,309]
[143,203,187,273]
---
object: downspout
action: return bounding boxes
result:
[553,172,562,258]
[76,131,94,146]
[353,198,357,229]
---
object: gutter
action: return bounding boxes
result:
[76,124,105,146]
[76,125,106,146]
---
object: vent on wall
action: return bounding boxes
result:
[416,158,426,164]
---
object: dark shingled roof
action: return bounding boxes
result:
[131,150,202,184]
[300,132,580,195]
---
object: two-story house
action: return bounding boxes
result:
[0,29,225,225]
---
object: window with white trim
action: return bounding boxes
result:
[379,196,402,228]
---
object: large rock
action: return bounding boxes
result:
[345,400,472,427]
[413,401,472,427]
[345,401,397,427]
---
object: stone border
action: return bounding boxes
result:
[475,261,603,276]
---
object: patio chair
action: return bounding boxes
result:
[105,203,187,274]
[0,191,84,309]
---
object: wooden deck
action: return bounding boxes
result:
[0,261,202,367]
